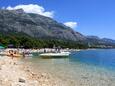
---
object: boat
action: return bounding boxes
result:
[39,51,71,58]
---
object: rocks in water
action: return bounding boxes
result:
[0,56,59,86]
[18,78,25,83]
[81,76,88,79]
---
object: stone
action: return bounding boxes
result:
[19,78,25,83]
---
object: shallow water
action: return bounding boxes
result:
[23,49,115,86]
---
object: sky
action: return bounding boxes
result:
[0,0,115,39]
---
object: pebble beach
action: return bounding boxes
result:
[1,49,115,86]
[0,56,60,86]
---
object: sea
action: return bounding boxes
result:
[22,49,115,86]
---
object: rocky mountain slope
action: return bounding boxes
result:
[0,9,115,48]
[0,9,85,41]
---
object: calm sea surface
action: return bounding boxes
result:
[23,49,115,86]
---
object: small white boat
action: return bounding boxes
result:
[39,52,71,57]
[24,54,33,57]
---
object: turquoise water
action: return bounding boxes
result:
[71,49,115,70]
[23,49,115,86]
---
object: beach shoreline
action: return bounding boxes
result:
[0,56,58,86]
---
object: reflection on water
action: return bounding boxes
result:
[41,56,69,59]
[22,49,115,86]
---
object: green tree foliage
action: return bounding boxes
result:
[0,33,88,49]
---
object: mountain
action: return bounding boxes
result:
[0,9,115,48]
[102,38,115,43]
[86,36,115,48]
[0,9,85,41]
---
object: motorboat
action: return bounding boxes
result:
[39,51,71,57]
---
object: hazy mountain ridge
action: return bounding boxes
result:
[86,36,115,47]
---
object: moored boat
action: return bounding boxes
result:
[39,51,71,58]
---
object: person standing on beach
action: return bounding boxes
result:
[9,50,14,59]
[22,52,25,58]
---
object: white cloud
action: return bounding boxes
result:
[6,4,54,18]
[64,22,77,29]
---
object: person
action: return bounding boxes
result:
[11,53,13,59]
[9,50,14,59]
[22,52,25,58]
[44,48,46,53]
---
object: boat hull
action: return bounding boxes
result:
[39,52,70,58]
